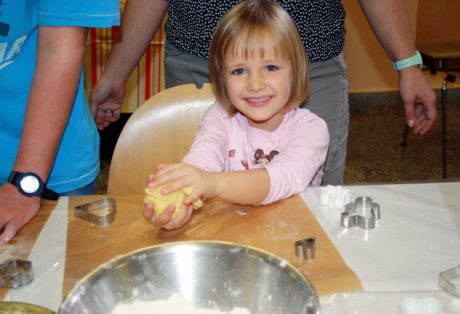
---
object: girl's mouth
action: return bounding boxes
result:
[245,96,272,107]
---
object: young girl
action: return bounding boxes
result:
[144,0,329,230]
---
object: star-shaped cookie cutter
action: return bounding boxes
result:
[341,196,381,229]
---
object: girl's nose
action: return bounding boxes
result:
[247,73,265,91]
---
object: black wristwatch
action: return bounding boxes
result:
[8,171,59,200]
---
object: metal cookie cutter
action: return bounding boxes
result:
[439,265,460,296]
[75,198,117,225]
[0,259,33,288]
[295,237,316,261]
[341,196,381,229]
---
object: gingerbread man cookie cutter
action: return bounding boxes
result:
[341,196,381,229]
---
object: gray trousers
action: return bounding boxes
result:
[164,42,349,185]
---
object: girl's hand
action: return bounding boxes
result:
[148,163,217,208]
[143,202,194,230]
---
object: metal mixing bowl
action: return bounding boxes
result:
[59,241,319,314]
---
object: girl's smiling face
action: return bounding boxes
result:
[224,46,293,131]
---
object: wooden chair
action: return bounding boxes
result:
[107,83,215,194]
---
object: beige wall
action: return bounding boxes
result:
[343,0,460,93]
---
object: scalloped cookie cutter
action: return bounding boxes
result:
[341,196,381,229]
[75,198,117,225]
[0,259,34,288]
[439,265,460,296]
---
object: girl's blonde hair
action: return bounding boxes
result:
[209,0,309,114]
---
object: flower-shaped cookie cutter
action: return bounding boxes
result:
[341,196,381,229]
[439,265,460,297]
[0,259,34,288]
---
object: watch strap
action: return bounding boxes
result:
[7,171,59,200]
[42,188,59,201]
[392,50,423,71]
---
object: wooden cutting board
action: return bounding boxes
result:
[64,194,362,296]
[0,200,56,299]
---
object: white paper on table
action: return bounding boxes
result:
[5,197,69,312]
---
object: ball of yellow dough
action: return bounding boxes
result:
[144,182,203,219]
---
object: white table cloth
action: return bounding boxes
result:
[301,181,460,313]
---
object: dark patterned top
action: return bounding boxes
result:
[165,0,346,63]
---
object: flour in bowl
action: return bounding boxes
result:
[112,293,251,314]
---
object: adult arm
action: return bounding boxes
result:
[90,0,169,130]
[358,0,436,135]
[0,26,87,245]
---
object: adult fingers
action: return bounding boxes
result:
[0,218,22,246]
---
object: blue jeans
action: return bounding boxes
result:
[164,42,349,185]
[59,180,96,196]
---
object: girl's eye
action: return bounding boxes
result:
[266,65,278,71]
[231,68,245,75]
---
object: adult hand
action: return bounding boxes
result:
[0,184,41,246]
[89,79,125,130]
[399,67,437,135]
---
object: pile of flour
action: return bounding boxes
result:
[112,293,251,314]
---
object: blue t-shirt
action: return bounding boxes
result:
[0,0,119,192]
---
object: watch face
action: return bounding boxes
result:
[20,175,40,193]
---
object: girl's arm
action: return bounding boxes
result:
[144,164,269,230]
[152,109,329,207]
[152,164,270,205]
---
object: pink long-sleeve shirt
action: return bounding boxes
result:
[182,103,329,204]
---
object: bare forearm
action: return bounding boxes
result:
[358,0,417,61]
[14,26,87,180]
[211,169,270,205]
[101,0,169,84]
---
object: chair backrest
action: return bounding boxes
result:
[107,83,215,195]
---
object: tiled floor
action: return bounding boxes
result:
[96,89,460,194]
